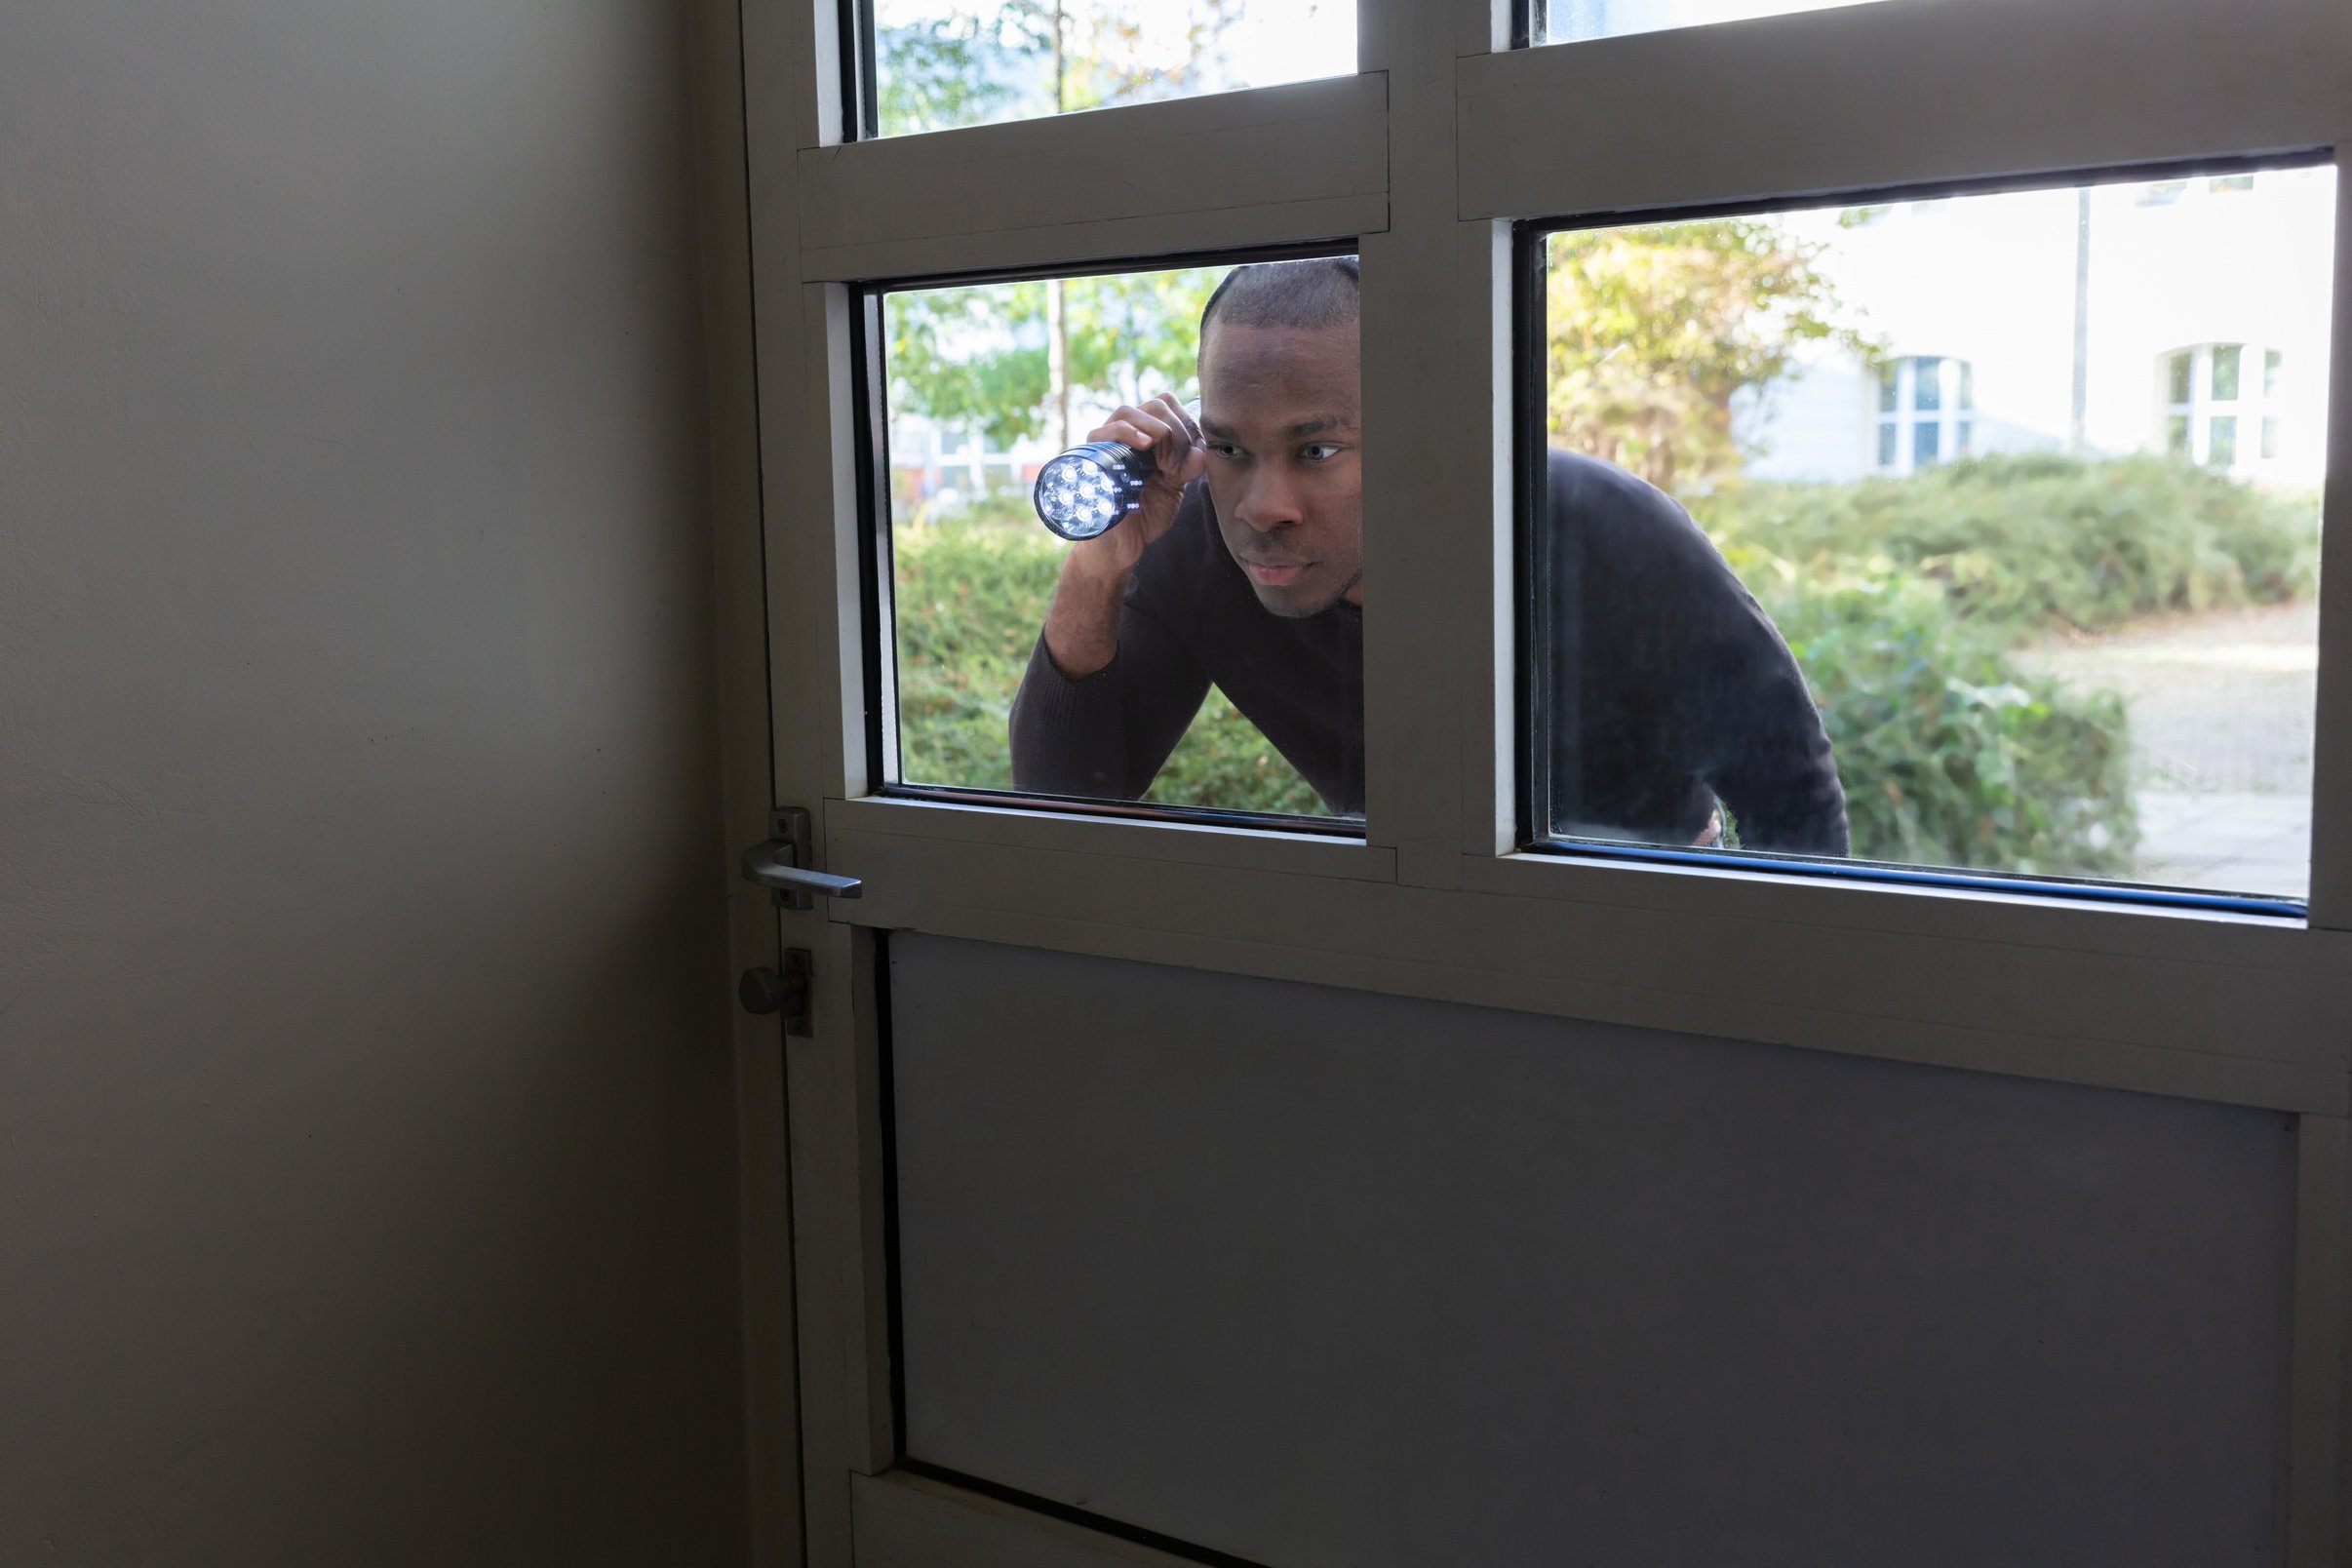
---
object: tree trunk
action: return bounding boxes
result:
[1047,0,1071,451]
[1047,280,1071,451]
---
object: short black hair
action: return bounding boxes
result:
[1199,255,1361,340]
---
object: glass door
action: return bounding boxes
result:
[726,0,2352,1558]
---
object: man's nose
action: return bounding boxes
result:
[1233,467,1301,531]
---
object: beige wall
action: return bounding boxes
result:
[0,5,749,1562]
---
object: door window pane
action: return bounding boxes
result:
[1541,0,1887,45]
[1533,165,2334,900]
[882,258,1365,822]
[871,0,1354,137]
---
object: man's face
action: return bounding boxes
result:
[1198,319,1363,618]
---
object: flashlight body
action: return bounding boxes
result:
[1032,440,1158,541]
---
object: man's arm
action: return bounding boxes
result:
[1687,590,1850,855]
[1010,586,1211,799]
[1548,451,1848,855]
[1011,393,1214,800]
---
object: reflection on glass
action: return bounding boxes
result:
[884,259,1363,820]
[1540,165,2334,899]
[872,0,1354,136]
[2209,414,2238,468]
[1915,356,1942,412]
[1545,0,1883,46]
[2214,343,2243,401]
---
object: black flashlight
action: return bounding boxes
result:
[1032,440,1156,540]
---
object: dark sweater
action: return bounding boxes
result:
[1009,450,1849,854]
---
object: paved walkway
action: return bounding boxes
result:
[2021,601,2316,899]
[2134,791,2310,900]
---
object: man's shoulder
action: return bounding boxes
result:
[1547,450,1742,582]
[1547,451,1705,546]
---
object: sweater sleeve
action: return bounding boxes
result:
[1548,451,1849,856]
[1682,578,1852,856]
[1008,588,1212,801]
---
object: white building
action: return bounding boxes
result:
[1742,167,2337,488]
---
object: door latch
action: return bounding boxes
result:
[740,807,863,912]
[738,950,813,1037]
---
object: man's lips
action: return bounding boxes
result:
[1241,559,1310,587]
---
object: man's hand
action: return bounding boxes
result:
[1042,393,1206,679]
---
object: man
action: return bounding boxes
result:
[1009,256,1849,855]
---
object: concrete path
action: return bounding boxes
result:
[2022,601,2316,899]
[2134,791,2310,901]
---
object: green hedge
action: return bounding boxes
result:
[1757,570,2136,877]
[1700,452,2316,634]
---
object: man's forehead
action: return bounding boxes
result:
[1198,321,1360,432]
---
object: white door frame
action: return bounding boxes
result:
[717,0,2352,1558]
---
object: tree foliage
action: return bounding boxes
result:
[886,269,1219,452]
[876,0,1242,137]
[1546,219,1873,491]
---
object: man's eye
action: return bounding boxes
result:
[1300,443,1342,461]
[1208,443,1244,460]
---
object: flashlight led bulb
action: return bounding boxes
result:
[1033,442,1153,540]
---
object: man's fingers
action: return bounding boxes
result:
[1088,398,1201,492]
[1151,393,1203,448]
[1143,394,1205,481]
[1093,404,1182,467]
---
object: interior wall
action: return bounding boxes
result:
[0,5,749,1562]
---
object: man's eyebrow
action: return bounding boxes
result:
[1198,414,1359,440]
[1286,415,1357,437]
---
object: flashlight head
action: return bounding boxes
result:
[1033,441,1153,540]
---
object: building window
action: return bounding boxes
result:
[2163,342,2275,469]
[1876,356,1973,474]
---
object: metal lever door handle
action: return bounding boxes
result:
[740,841,863,901]
[740,808,860,912]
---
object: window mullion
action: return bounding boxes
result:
[1357,0,1510,883]
[2305,176,2352,928]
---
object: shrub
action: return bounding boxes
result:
[1699,452,2318,635]
[1751,566,2137,877]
